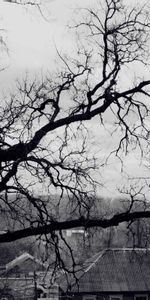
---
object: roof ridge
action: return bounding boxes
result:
[106,248,150,251]
[6,252,33,269]
[85,250,106,273]
[6,252,47,271]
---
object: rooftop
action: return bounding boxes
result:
[61,248,150,293]
[6,252,47,271]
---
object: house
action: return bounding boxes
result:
[6,252,46,275]
[0,252,59,300]
[60,248,150,300]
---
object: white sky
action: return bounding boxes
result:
[0,0,150,198]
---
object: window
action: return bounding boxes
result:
[134,295,148,300]
[110,295,122,300]
[83,296,96,300]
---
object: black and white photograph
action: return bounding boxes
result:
[0,0,150,299]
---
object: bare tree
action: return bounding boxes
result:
[0,0,150,271]
[3,0,50,21]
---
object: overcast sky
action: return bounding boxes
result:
[0,0,149,198]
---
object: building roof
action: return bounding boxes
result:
[6,252,46,272]
[61,248,150,293]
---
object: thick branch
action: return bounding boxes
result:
[2,80,150,163]
[1,210,150,243]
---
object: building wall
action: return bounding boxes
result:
[0,277,58,300]
[61,293,150,300]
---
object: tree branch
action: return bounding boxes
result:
[1,210,150,243]
[1,79,150,163]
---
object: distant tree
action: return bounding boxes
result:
[3,0,49,21]
[0,0,150,272]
